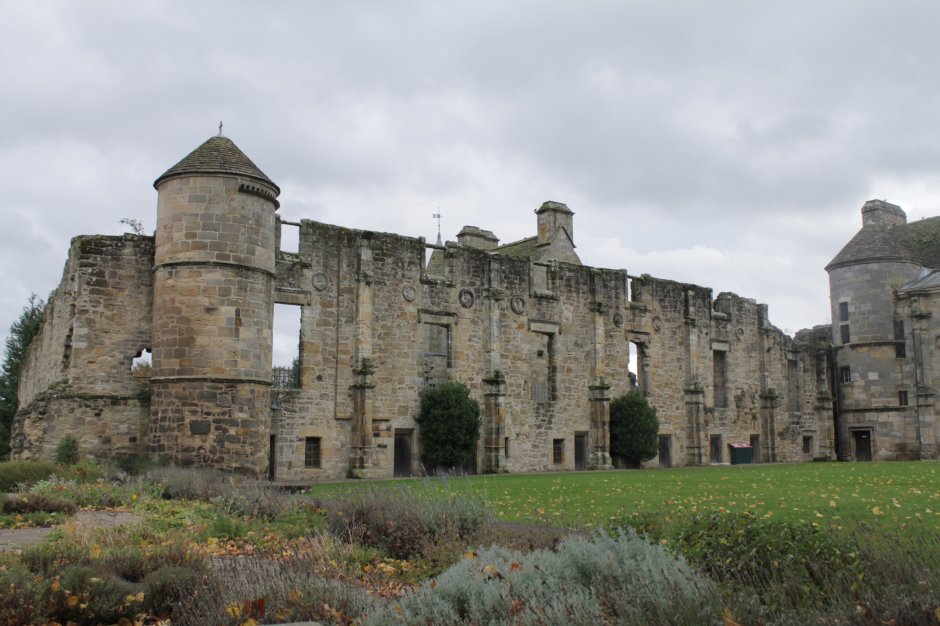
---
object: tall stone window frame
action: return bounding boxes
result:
[712,349,728,409]
[552,438,565,465]
[529,321,559,404]
[272,302,303,389]
[894,320,906,358]
[838,301,850,345]
[786,358,800,413]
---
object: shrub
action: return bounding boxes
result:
[28,476,132,508]
[367,530,717,626]
[114,453,157,475]
[55,435,80,465]
[142,466,246,501]
[0,459,61,491]
[325,482,491,564]
[206,516,248,540]
[170,556,373,626]
[609,391,659,467]
[3,492,77,515]
[415,381,481,472]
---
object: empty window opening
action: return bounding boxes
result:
[304,437,321,468]
[899,390,909,407]
[628,342,639,390]
[838,302,849,322]
[787,359,800,412]
[840,323,851,344]
[894,320,906,358]
[552,438,565,465]
[709,434,723,463]
[279,220,300,253]
[273,303,302,388]
[422,323,451,386]
[131,348,152,376]
[504,437,510,458]
[802,435,814,454]
[840,366,852,384]
[712,350,728,409]
[531,334,556,403]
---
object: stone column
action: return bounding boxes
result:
[589,286,612,469]
[685,384,705,465]
[349,237,376,477]
[483,256,508,472]
[814,347,835,459]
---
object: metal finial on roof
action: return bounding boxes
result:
[433,211,443,246]
[218,121,223,136]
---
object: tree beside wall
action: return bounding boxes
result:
[416,381,481,473]
[0,295,45,458]
[609,390,659,468]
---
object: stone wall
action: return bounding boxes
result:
[12,234,154,460]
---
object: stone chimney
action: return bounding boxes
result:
[457,226,499,250]
[536,201,574,244]
[862,199,906,227]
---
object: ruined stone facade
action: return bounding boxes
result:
[17,134,934,478]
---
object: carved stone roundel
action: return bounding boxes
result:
[510,295,526,315]
[652,315,662,332]
[402,284,417,302]
[459,289,475,308]
[312,272,327,291]
[736,327,745,339]
[612,312,624,328]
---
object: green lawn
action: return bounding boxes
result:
[308,460,940,531]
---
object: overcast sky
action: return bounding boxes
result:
[3,1,940,367]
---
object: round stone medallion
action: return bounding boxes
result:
[612,312,624,328]
[459,289,475,308]
[402,284,417,302]
[312,272,327,291]
[510,295,526,315]
[652,315,662,332]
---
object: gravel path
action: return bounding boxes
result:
[0,510,140,551]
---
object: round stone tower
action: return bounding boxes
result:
[149,134,279,474]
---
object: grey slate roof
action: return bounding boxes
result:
[900,269,940,292]
[494,235,546,260]
[154,135,280,195]
[826,216,940,271]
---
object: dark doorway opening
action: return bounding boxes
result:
[852,430,872,462]
[394,430,413,477]
[658,435,671,468]
[710,434,723,464]
[268,435,276,481]
[749,434,760,463]
[574,433,588,470]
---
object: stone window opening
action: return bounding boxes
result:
[840,366,852,385]
[802,434,814,454]
[838,302,850,345]
[422,323,451,387]
[894,320,906,358]
[787,359,800,412]
[899,390,909,407]
[531,333,556,403]
[304,437,321,468]
[277,218,300,253]
[131,348,152,377]
[273,303,302,389]
[628,341,648,393]
[712,350,728,409]
[552,438,564,465]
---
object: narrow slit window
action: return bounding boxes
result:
[552,438,564,464]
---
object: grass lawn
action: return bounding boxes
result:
[308,460,940,531]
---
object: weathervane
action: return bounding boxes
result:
[433,210,442,246]
[218,121,224,136]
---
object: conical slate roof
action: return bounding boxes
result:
[826,216,940,271]
[154,135,280,195]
